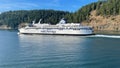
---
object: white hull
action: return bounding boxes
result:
[19,28,93,35]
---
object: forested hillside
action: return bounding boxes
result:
[0,10,69,29]
[65,0,120,31]
[66,0,120,22]
[0,0,120,30]
[65,2,101,23]
[97,0,120,15]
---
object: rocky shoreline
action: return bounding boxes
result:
[0,25,11,29]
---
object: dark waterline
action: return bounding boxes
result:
[0,30,120,68]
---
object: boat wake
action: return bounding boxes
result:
[89,34,120,39]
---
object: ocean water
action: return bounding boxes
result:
[0,30,120,68]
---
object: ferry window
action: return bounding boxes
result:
[73,28,77,30]
[59,28,63,30]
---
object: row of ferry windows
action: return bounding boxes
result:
[26,28,92,30]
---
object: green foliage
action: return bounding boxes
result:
[0,0,120,29]
[0,10,69,29]
[65,0,120,23]
[97,0,120,15]
[65,2,103,23]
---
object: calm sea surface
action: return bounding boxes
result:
[0,30,120,68]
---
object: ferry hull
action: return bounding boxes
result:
[19,28,94,36]
[19,33,95,36]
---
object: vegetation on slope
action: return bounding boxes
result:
[0,10,69,29]
[65,0,120,22]
[0,0,120,30]
[65,1,103,23]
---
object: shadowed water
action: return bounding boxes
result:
[0,30,120,68]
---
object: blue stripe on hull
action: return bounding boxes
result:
[19,33,95,36]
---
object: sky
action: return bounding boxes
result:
[0,0,98,12]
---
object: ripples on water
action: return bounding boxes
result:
[0,30,120,68]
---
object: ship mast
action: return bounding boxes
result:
[32,20,35,25]
[38,19,42,24]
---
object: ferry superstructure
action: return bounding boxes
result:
[18,19,94,36]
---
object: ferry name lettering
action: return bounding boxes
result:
[41,30,56,33]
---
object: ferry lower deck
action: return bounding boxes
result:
[18,32,95,36]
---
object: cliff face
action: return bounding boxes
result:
[82,11,120,31]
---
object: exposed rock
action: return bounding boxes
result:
[0,25,11,29]
[82,10,120,31]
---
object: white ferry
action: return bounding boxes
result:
[18,19,94,36]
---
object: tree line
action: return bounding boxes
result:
[65,0,120,22]
[0,10,69,29]
[0,0,119,29]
